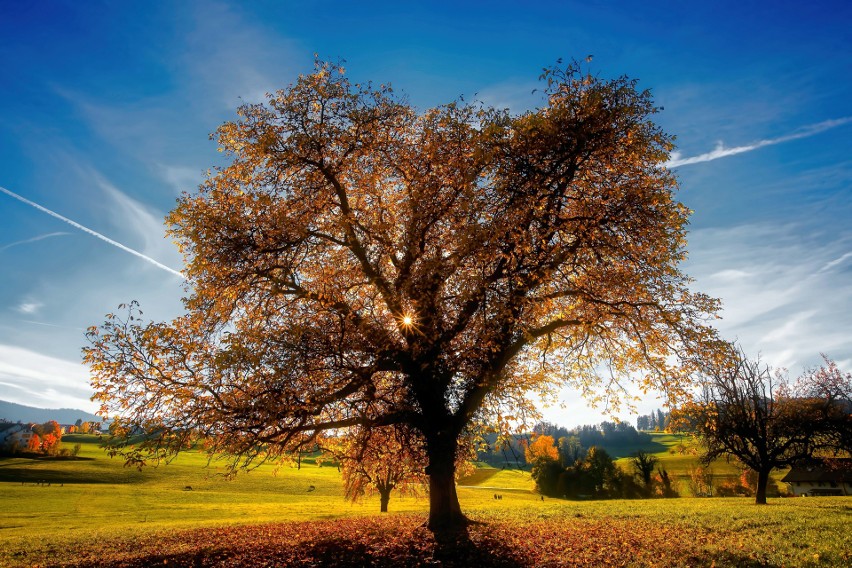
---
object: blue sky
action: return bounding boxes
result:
[1,1,850,427]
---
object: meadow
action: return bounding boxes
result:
[0,435,849,567]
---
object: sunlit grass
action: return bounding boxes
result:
[2,435,850,566]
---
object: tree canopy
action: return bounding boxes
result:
[85,60,725,530]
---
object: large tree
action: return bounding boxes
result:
[676,350,849,504]
[85,60,724,530]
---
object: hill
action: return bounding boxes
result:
[0,399,101,424]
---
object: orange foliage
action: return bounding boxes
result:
[85,59,726,529]
[525,434,559,463]
[26,433,41,452]
[41,432,60,455]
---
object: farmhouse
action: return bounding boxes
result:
[781,459,852,496]
[0,422,34,451]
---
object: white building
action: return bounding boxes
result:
[781,459,852,496]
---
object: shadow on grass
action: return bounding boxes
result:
[0,458,118,486]
[69,523,527,568]
[67,534,788,568]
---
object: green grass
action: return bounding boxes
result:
[613,432,791,493]
[2,435,850,566]
[0,436,419,537]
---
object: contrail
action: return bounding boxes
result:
[667,117,852,168]
[0,185,185,279]
[0,232,70,252]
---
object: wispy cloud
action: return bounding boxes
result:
[0,185,185,279]
[16,302,42,315]
[819,252,852,273]
[0,344,95,411]
[687,223,852,371]
[90,172,182,265]
[0,232,70,252]
[667,117,852,168]
[158,164,203,195]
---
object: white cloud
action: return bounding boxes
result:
[179,1,301,110]
[158,164,204,195]
[667,117,852,168]
[475,79,539,113]
[819,252,852,273]
[16,302,42,314]
[0,344,96,412]
[687,223,852,371]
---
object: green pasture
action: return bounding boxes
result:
[1,434,850,566]
[0,436,540,556]
[613,432,791,492]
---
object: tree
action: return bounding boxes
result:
[43,420,62,440]
[26,433,41,453]
[793,356,852,454]
[557,435,584,467]
[525,434,559,464]
[332,425,428,513]
[583,446,619,496]
[676,349,843,504]
[526,434,561,496]
[85,59,724,530]
[630,450,658,490]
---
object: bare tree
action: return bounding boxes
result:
[630,450,658,490]
[677,349,841,504]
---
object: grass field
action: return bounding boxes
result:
[612,432,792,493]
[1,435,849,566]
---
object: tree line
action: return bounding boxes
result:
[526,435,676,499]
[474,420,652,469]
[635,409,670,432]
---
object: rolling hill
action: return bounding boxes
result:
[0,399,102,424]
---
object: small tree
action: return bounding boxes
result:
[686,465,714,497]
[557,435,585,467]
[333,425,429,513]
[794,356,852,454]
[26,433,41,453]
[527,434,562,496]
[654,468,677,498]
[583,446,618,496]
[41,433,60,455]
[630,450,658,491]
[525,434,559,465]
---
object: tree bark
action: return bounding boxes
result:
[755,468,770,505]
[379,488,391,513]
[425,433,466,531]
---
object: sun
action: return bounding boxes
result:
[401,314,414,327]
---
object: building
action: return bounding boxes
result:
[0,422,34,451]
[781,459,852,496]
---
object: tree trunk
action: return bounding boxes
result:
[425,433,466,531]
[755,468,770,505]
[379,488,391,513]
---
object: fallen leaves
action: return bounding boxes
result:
[19,512,801,568]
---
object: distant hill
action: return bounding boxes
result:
[0,400,102,425]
